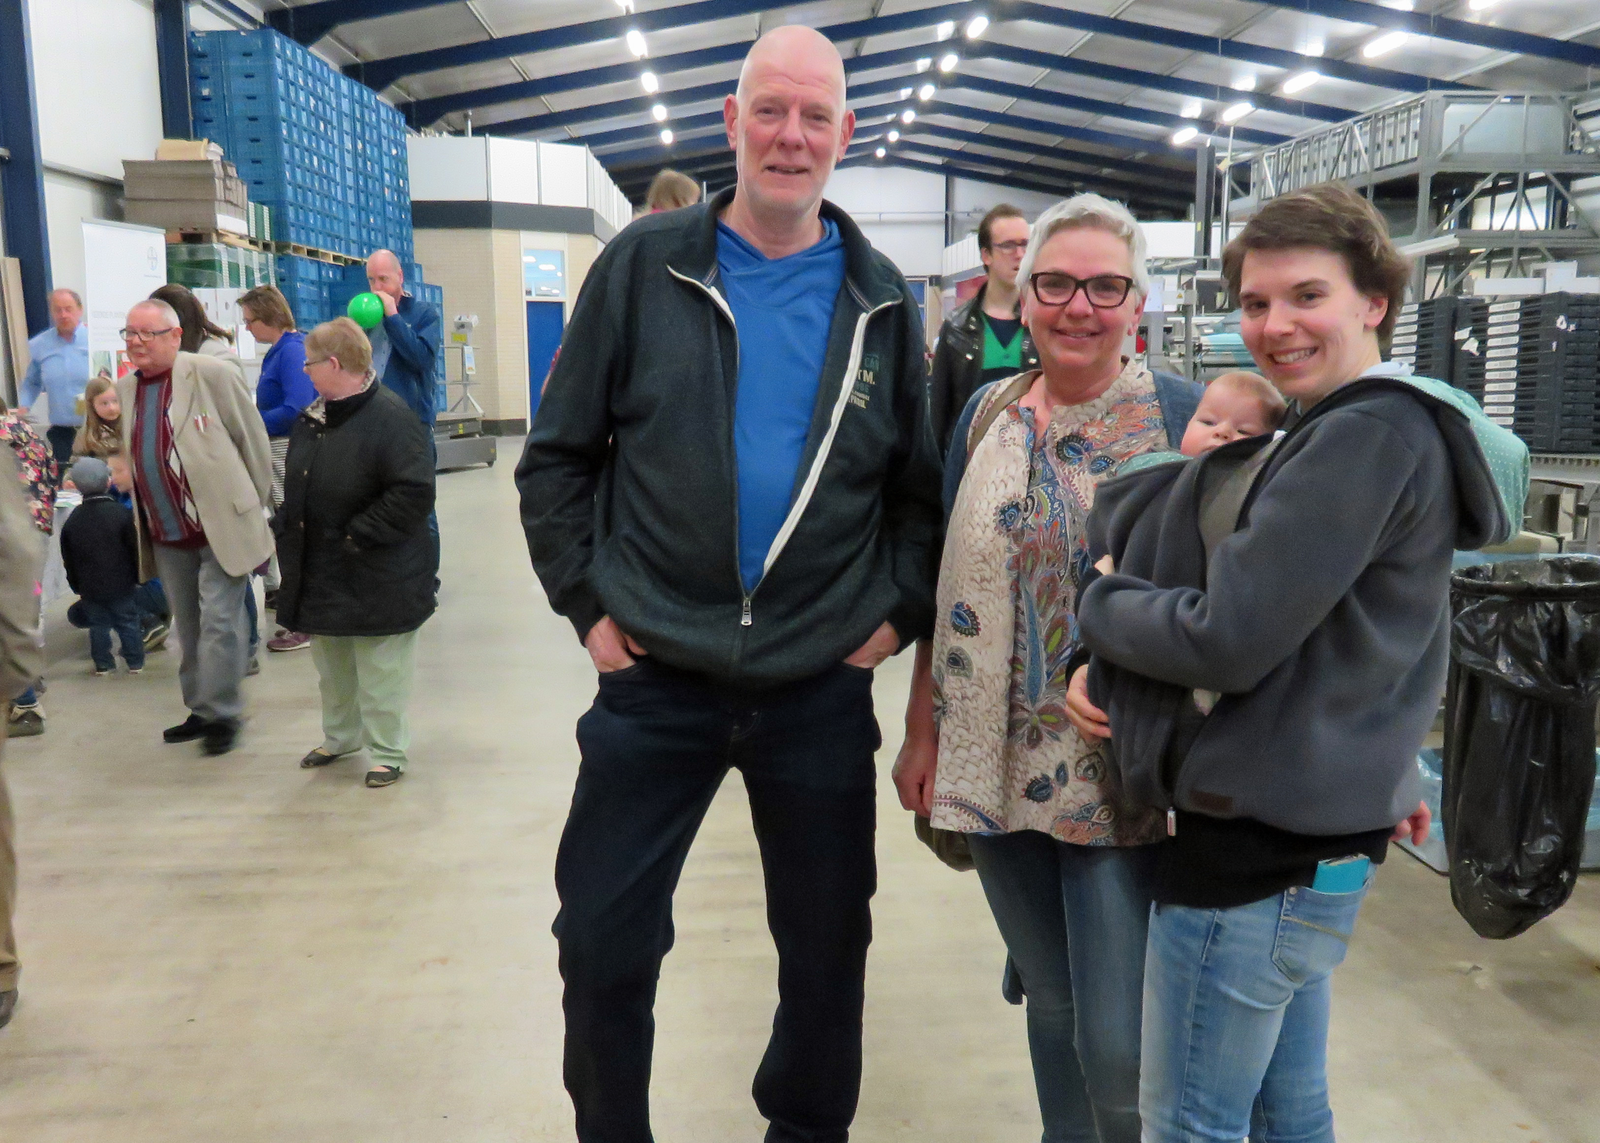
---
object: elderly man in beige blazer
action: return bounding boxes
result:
[117,299,272,756]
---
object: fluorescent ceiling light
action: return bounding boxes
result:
[1180,100,1202,119]
[659,128,673,145]
[901,108,916,124]
[936,21,955,40]
[625,28,647,58]
[939,52,959,73]
[640,71,659,93]
[1171,126,1199,146]
[965,15,989,39]
[1304,39,1325,57]
[900,87,913,98]
[875,146,887,158]
[1281,71,1322,95]
[1220,100,1254,123]
[888,129,900,142]
[651,103,667,122]
[1232,75,1257,92]
[915,57,932,72]
[1362,31,1408,58]
[1468,0,1499,9]
[918,83,936,101]
[1380,0,1415,9]
[614,0,632,9]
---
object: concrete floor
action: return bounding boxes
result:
[0,447,1596,1142]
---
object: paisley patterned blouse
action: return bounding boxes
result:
[1000,370,1168,845]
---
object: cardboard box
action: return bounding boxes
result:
[127,199,249,235]
[155,138,225,162]
[124,161,248,210]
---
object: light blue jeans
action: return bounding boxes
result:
[1139,872,1373,1143]
[968,831,1157,1143]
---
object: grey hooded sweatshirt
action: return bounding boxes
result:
[1077,374,1526,842]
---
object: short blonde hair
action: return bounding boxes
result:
[238,284,296,332]
[646,169,701,212]
[1018,193,1149,299]
[304,317,372,375]
[1210,370,1288,425]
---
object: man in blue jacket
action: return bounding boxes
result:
[20,289,89,467]
[364,250,440,427]
[517,25,942,1143]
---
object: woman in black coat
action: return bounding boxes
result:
[273,317,436,788]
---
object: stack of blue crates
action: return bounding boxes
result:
[189,29,414,266]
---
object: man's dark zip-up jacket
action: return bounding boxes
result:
[927,281,1038,452]
[516,188,944,687]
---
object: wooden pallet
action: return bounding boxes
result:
[165,230,363,267]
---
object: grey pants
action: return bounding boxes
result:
[152,543,250,723]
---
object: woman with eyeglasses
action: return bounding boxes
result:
[893,194,1199,1143]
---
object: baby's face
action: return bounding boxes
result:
[1180,384,1278,457]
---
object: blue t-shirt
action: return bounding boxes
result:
[716,218,846,591]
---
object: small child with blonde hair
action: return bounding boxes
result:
[1178,371,1287,458]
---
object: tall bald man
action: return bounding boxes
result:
[364,250,441,427]
[517,26,942,1143]
[21,289,89,466]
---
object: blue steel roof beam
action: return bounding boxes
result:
[837,153,1183,212]
[480,73,917,139]
[265,0,452,45]
[1004,0,1476,93]
[927,99,1186,161]
[581,91,907,154]
[969,41,1350,123]
[354,0,981,92]
[889,140,1190,205]
[1248,0,1600,70]
[405,38,950,128]
[906,123,1191,194]
[955,73,1287,147]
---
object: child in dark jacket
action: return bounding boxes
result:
[60,458,145,675]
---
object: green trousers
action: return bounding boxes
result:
[310,631,419,771]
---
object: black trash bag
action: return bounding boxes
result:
[1444,557,1600,939]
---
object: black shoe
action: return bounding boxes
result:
[202,720,239,756]
[364,765,402,788]
[163,714,208,743]
[0,989,15,1030]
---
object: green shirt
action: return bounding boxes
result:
[981,313,1025,384]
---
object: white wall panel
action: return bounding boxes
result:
[44,172,123,300]
[408,136,489,201]
[32,0,164,179]
[538,143,589,208]
[487,138,540,205]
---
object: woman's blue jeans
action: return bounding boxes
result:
[967,831,1156,1143]
[1139,874,1373,1143]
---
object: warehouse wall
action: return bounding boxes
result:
[29,0,166,293]
[412,229,527,430]
[824,166,945,278]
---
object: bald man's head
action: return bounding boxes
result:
[366,249,404,302]
[725,25,854,231]
[736,25,846,114]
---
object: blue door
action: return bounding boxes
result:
[526,300,566,425]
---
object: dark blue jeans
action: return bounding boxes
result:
[555,658,881,1143]
[69,594,145,671]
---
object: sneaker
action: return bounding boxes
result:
[128,667,143,675]
[267,630,311,653]
[143,618,171,653]
[246,656,261,677]
[92,667,112,677]
[163,713,208,743]
[6,705,43,738]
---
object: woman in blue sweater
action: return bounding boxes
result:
[241,285,314,652]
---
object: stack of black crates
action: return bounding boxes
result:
[1389,297,1464,382]
[1454,292,1600,453]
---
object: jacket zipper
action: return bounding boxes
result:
[666,265,754,627]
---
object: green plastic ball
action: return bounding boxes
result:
[347,292,385,330]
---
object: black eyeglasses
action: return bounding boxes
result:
[987,240,1028,254]
[119,326,176,342]
[1028,273,1136,309]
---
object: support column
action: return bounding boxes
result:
[0,0,53,335]
[154,0,193,141]
[1193,142,1215,260]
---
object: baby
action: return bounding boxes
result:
[1178,371,1287,458]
